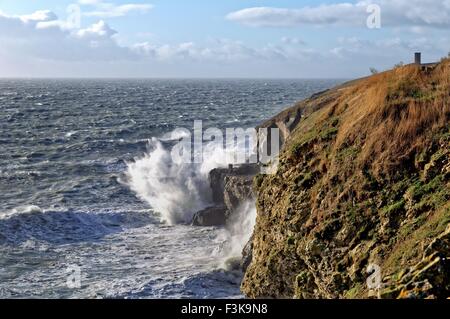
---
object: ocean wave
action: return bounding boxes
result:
[65,131,78,138]
[124,133,239,225]
[0,206,156,246]
[159,128,191,142]
[0,79,342,298]
[107,269,243,299]
[0,205,44,219]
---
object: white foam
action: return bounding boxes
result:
[0,205,43,220]
[213,201,256,268]
[65,131,78,138]
[159,129,191,142]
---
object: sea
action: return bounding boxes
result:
[0,78,342,298]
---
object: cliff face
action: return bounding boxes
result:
[242,60,450,299]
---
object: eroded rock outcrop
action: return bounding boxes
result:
[224,175,255,216]
[192,206,227,227]
[192,164,258,227]
[241,235,254,272]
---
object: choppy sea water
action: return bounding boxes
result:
[0,79,342,298]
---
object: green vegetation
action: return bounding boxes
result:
[406,175,445,202]
[320,127,338,140]
[345,283,363,299]
[382,199,405,216]
[290,129,318,157]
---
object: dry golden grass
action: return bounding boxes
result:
[325,59,450,178]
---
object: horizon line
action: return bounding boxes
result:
[0,76,351,80]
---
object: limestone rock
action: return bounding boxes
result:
[224,175,255,216]
[209,165,259,205]
[209,169,229,205]
[241,236,253,272]
[191,206,227,227]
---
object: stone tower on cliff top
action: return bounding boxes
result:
[415,52,422,65]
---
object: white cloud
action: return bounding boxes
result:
[79,0,153,18]
[36,20,74,31]
[132,40,257,62]
[76,20,117,38]
[19,10,58,23]
[1,10,313,66]
[79,0,103,4]
[0,5,448,78]
[227,4,366,27]
[0,11,132,62]
[227,0,450,28]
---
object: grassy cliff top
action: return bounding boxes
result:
[243,58,450,299]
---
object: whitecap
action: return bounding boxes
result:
[159,128,191,142]
[65,131,78,138]
[0,205,43,220]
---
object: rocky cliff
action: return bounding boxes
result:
[242,59,450,299]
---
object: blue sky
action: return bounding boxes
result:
[0,0,449,77]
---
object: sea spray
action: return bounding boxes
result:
[126,129,257,270]
[127,138,205,224]
[125,136,234,225]
[213,201,257,270]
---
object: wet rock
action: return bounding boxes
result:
[203,164,258,270]
[195,165,257,227]
[191,206,227,227]
[241,236,253,272]
[224,175,255,217]
[209,165,259,205]
[224,257,242,272]
[209,169,229,205]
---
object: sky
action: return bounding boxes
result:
[0,0,449,78]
